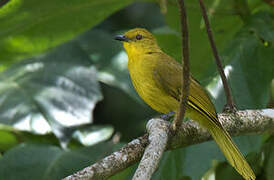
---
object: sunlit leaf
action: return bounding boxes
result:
[0,123,84,152]
[0,42,102,143]
[72,125,114,146]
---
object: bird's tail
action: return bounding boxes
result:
[207,120,256,180]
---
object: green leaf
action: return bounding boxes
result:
[76,29,139,101]
[203,12,272,179]
[109,164,137,180]
[215,152,263,180]
[208,12,274,111]
[94,2,166,32]
[188,136,261,179]
[72,125,114,146]
[215,162,243,180]
[0,123,86,152]
[164,0,243,80]
[153,27,181,63]
[0,124,19,151]
[262,136,274,180]
[181,141,224,180]
[153,148,185,180]
[0,0,132,70]
[0,142,117,180]
[94,83,156,141]
[152,139,259,180]
[0,42,103,143]
[248,0,274,14]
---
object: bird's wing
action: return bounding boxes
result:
[153,52,219,125]
[188,77,219,124]
[153,53,182,101]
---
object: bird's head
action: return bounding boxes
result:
[115,28,160,55]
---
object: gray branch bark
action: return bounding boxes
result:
[132,119,170,180]
[63,109,274,180]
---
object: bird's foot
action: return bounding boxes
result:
[159,112,175,121]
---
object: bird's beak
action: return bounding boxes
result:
[114,35,130,42]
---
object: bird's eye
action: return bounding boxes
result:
[136,34,143,40]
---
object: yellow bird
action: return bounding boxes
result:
[115,28,255,180]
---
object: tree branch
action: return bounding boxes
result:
[63,109,274,180]
[173,0,190,131]
[132,119,170,179]
[64,134,149,180]
[198,0,236,112]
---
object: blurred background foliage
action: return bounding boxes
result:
[0,0,273,179]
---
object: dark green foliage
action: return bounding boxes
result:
[0,0,273,180]
[0,142,118,180]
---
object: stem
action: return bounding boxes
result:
[173,0,190,131]
[198,0,236,112]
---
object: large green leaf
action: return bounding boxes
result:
[0,41,103,143]
[0,142,118,180]
[0,0,132,70]
[208,12,274,111]
[76,29,138,101]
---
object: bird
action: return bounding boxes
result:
[115,28,255,180]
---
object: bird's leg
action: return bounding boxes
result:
[159,112,175,121]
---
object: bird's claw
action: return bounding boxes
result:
[159,112,175,120]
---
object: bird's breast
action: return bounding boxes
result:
[128,55,179,113]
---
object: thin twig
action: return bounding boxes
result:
[63,109,274,180]
[198,0,236,112]
[132,119,170,180]
[173,0,190,131]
